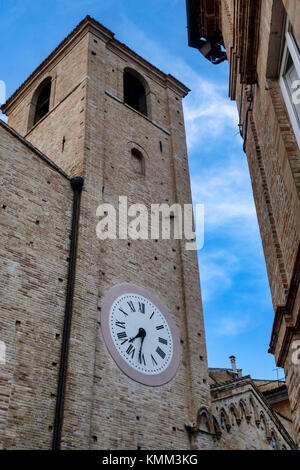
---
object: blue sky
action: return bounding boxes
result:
[0,0,283,380]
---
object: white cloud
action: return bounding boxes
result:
[115,19,262,307]
[192,156,257,231]
[193,156,261,304]
[199,249,240,302]
[183,79,239,148]
[116,17,239,149]
[214,315,250,337]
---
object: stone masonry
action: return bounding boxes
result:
[0,121,72,448]
[1,13,297,451]
[1,16,210,450]
[186,0,300,446]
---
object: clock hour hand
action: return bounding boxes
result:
[129,327,146,343]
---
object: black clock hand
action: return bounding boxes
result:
[129,331,142,343]
[129,327,146,343]
[138,335,145,364]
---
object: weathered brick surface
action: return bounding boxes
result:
[210,383,293,450]
[2,12,297,450]
[2,18,211,449]
[217,0,300,445]
[7,32,89,177]
[61,28,210,451]
[192,375,295,450]
[0,122,72,449]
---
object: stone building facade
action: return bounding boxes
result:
[0,15,296,450]
[188,357,295,450]
[1,15,210,450]
[186,0,300,446]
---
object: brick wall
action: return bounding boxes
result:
[60,28,210,450]
[0,122,72,449]
[218,0,300,445]
[2,18,211,449]
[6,32,89,177]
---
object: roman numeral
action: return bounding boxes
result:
[158,337,168,345]
[126,344,135,359]
[115,321,125,329]
[117,331,127,340]
[156,347,166,359]
[139,353,146,366]
[150,312,155,320]
[127,301,136,312]
[138,302,145,314]
[119,308,128,317]
[156,325,164,330]
[151,354,158,366]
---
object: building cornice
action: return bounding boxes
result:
[210,375,252,394]
[186,0,221,46]
[269,242,300,366]
[186,1,261,90]
[235,0,262,84]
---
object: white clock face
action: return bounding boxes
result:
[109,293,173,375]
[101,284,181,386]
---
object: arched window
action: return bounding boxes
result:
[230,408,236,427]
[270,432,277,450]
[131,148,145,175]
[220,413,225,430]
[197,407,214,435]
[28,77,52,130]
[249,397,260,426]
[239,399,250,422]
[198,412,211,433]
[124,69,148,116]
[229,404,240,426]
[259,412,271,440]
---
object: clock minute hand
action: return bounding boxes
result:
[138,336,145,362]
[138,331,146,364]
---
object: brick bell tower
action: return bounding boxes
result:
[2,16,211,449]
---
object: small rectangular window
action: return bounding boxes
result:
[279,20,300,148]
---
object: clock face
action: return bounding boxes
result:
[110,293,173,375]
[101,284,181,386]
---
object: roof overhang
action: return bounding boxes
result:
[186,0,221,47]
[238,0,262,84]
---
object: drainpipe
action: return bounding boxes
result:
[52,176,84,450]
